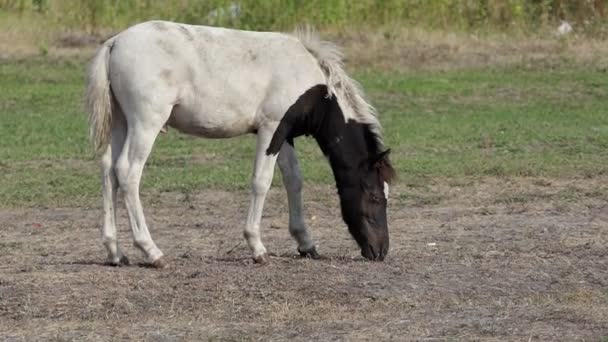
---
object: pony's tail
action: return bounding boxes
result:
[85,37,116,155]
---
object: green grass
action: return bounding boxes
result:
[361,65,608,178]
[1,57,607,207]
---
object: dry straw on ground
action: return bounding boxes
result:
[1,178,607,340]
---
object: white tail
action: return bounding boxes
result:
[85,38,116,154]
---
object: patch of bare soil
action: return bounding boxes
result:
[1,177,607,341]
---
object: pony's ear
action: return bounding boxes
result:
[370,149,391,167]
[370,149,396,184]
[266,84,328,156]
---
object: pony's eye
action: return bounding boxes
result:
[370,194,381,203]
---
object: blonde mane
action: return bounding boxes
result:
[292,27,384,149]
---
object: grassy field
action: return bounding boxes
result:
[1,16,608,340]
[1,56,607,207]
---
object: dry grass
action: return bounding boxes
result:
[332,28,608,71]
[1,178,607,340]
[2,13,608,71]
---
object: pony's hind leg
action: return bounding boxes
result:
[277,143,319,259]
[114,110,168,268]
[100,116,129,265]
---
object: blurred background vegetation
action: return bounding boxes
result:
[0,0,606,34]
[1,1,607,207]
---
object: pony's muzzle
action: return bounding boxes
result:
[361,243,388,261]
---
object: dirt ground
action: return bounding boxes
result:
[1,177,607,341]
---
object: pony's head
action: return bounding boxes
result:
[267,84,396,261]
[338,149,394,261]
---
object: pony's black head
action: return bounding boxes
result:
[338,149,394,261]
[267,84,396,261]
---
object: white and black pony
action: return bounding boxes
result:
[86,21,395,267]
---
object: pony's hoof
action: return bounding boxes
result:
[298,246,321,260]
[105,255,130,267]
[119,255,130,265]
[150,257,168,269]
[253,253,270,265]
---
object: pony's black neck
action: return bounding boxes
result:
[265,84,383,190]
[311,94,380,190]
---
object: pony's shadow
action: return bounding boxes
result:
[273,252,370,263]
[66,260,140,268]
[66,260,111,267]
[67,253,369,268]
[213,253,367,263]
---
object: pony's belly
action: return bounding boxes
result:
[167,105,255,138]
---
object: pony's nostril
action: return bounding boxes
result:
[370,246,378,259]
[375,247,387,261]
[361,245,377,260]
[379,250,386,260]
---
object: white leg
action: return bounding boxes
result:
[114,117,166,267]
[277,143,318,257]
[244,127,279,264]
[100,116,129,265]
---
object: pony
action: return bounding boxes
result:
[86,21,395,267]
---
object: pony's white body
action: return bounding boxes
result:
[110,22,324,139]
[87,21,382,266]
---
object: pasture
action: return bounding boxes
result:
[1,53,608,340]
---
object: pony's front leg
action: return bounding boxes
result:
[277,143,319,259]
[244,127,279,264]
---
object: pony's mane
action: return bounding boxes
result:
[292,27,385,151]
